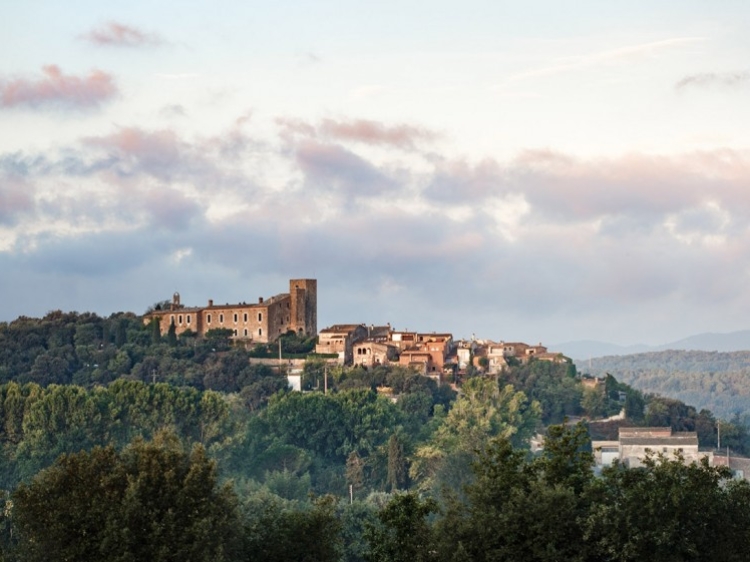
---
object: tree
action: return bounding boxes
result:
[167,320,177,347]
[364,492,437,562]
[386,432,409,491]
[410,377,540,492]
[150,318,161,345]
[585,452,750,562]
[243,493,342,562]
[13,432,242,562]
[347,451,366,494]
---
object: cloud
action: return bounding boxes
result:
[277,117,438,150]
[675,71,750,91]
[319,118,438,150]
[82,22,162,47]
[160,104,187,118]
[83,127,185,180]
[294,140,398,198]
[0,65,117,110]
[0,174,35,226]
[6,116,750,345]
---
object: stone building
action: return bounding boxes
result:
[592,427,703,469]
[352,341,398,367]
[144,279,317,344]
[315,324,368,364]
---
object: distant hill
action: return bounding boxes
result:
[553,329,750,361]
[575,349,750,420]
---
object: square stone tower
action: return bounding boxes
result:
[289,279,317,337]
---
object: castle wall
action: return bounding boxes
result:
[143,279,317,344]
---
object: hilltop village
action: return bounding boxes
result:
[142,277,750,477]
[144,277,569,380]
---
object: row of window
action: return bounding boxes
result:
[172,314,192,325]
[170,312,266,326]
[207,312,263,324]
[232,328,263,337]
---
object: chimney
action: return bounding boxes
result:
[208,299,213,307]
[258,297,264,304]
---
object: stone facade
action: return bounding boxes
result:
[315,324,368,364]
[352,341,398,367]
[144,279,317,344]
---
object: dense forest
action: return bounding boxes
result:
[0,311,749,561]
[584,350,750,421]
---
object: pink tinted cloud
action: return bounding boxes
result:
[0,65,117,109]
[426,148,750,224]
[84,127,184,177]
[82,22,162,47]
[320,118,438,149]
[0,175,35,225]
[276,116,438,150]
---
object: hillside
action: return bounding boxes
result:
[581,350,750,420]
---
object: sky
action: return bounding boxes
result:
[1,1,750,347]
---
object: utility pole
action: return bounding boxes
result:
[718,420,721,450]
[324,364,328,395]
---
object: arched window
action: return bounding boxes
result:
[258,328,262,336]
[219,314,224,323]
[207,314,212,324]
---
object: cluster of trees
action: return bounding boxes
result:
[0,380,235,489]
[0,311,287,396]
[4,424,750,562]
[4,310,750,560]
[587,349,750,420]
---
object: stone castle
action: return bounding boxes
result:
[144,279,317,344]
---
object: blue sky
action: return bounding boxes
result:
[1,1,750,346]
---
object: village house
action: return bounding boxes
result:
[315,324,368,364]
[352,340,399,367]
[143,279,317,344]
[592,427,704,469]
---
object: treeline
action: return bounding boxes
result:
[584,350,750,420]
[4,424,750,562]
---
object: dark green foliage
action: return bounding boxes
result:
[364,491,437,562]
[243,493,341,562]
[585,453,750,562]
[167,320,177,347]
[13,433,242,562]
[386,432,409,491]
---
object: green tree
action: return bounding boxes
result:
[386,432,409,491]
[167,320,177,347]
[13,432,242,562]
[585,452,750,562]
[364,491,437,562]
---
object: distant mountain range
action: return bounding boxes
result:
[552,329,750,361]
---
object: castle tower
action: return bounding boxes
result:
[289,279,317,336]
